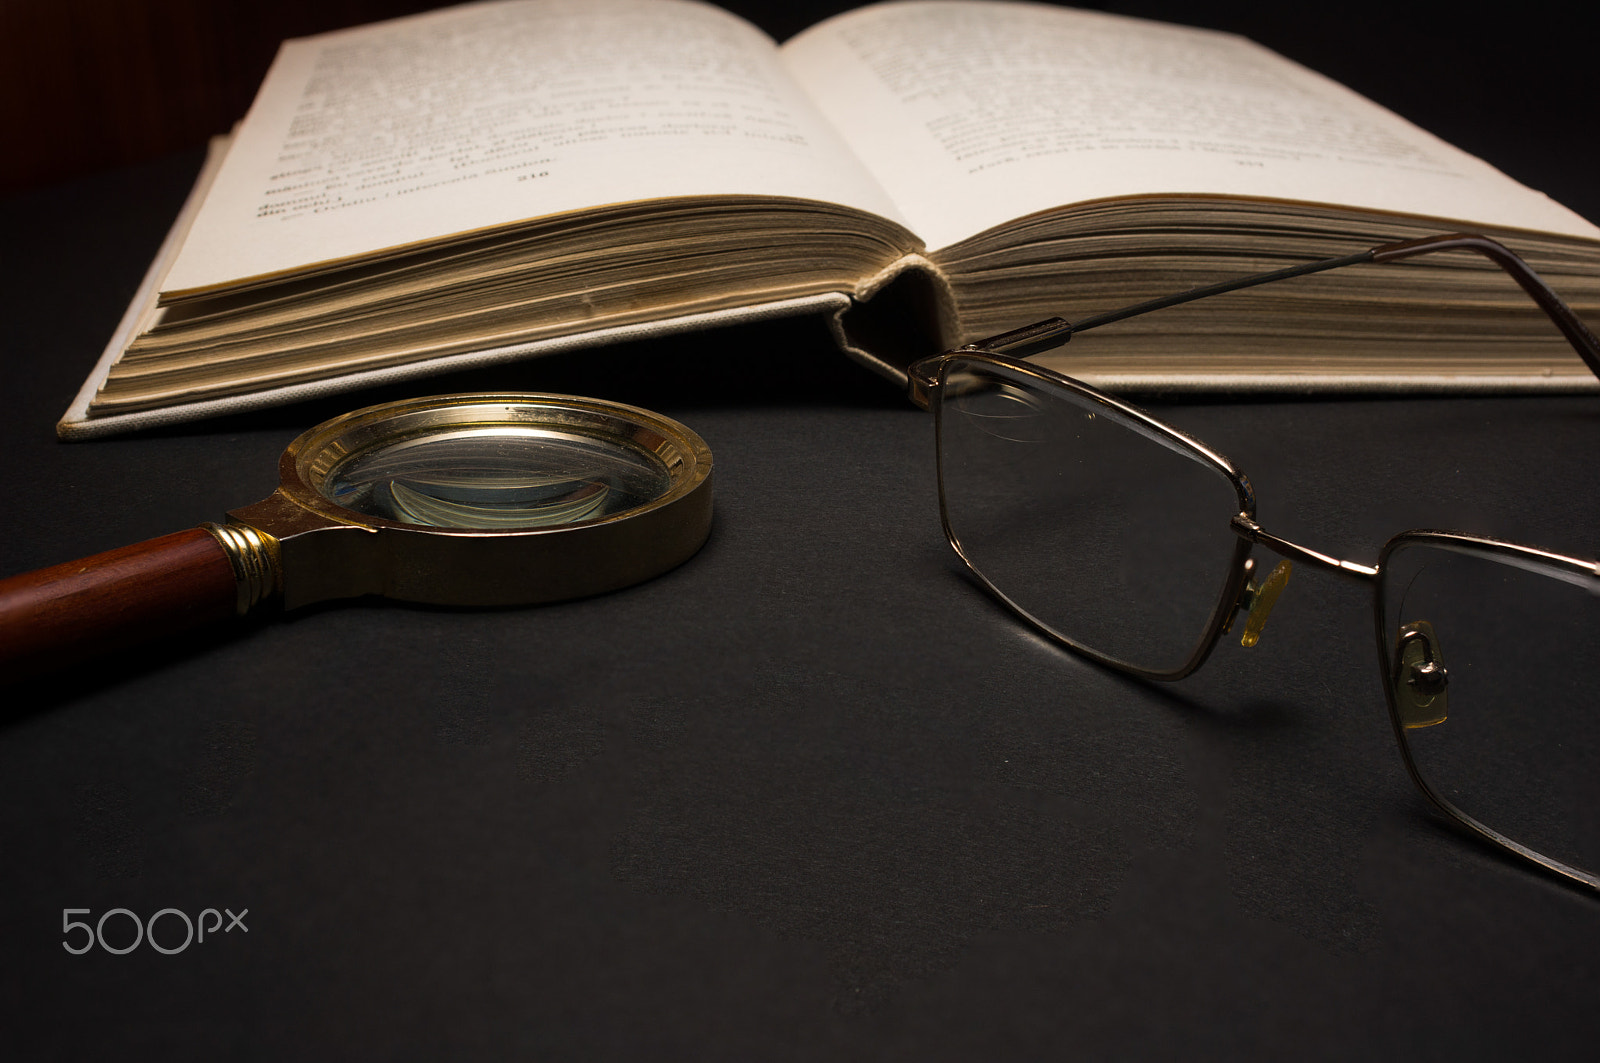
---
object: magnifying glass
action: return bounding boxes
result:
[0,393,713,678]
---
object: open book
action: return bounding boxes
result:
[60,0,1600,438]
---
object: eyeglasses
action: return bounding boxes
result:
[906,233,1600,895]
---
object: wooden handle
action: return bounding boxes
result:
[0,528,239,678]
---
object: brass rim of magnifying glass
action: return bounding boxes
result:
[217,393,714,611]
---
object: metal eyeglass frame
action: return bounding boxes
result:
[905,232,1600,895]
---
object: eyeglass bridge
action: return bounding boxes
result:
[1222,516,1381,648]
[1230,515,1379,581]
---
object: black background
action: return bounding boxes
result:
[3,1,1599,1057]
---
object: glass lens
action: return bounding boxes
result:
[1380,537,1600,880]
[936,357,1245,674]
[323,426,672,529]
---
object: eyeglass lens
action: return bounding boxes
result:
[935,357,1242,675]
[1379,538,1600,880]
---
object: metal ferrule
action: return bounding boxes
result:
[202,521,283,616]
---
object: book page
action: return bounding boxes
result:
[781,1,1599,252]
[163,0,909,295]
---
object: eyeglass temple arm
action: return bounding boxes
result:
[915,232,1600,384]
[1371,234,1600,379]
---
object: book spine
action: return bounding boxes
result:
[830,253,956,385]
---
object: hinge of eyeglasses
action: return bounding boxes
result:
[904,319,1077,408]
[972,318,1076,359]
[1221,557,1293,647]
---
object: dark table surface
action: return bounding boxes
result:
[4,2,1600,1057]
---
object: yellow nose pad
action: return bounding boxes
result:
[1237,558,1292,648]
[1392,620,1449,728]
